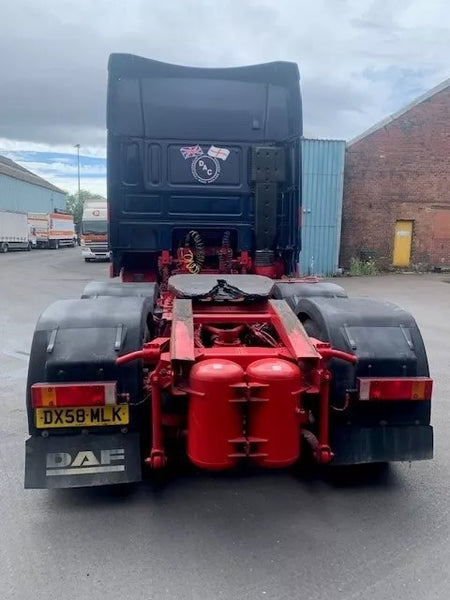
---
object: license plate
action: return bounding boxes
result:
[35,405,129,429]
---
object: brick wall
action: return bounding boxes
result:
[340,85,450,269]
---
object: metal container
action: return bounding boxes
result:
[0,170,66,214]
[188,359,244,470]
[300,138,346,276]
[247,358,302,468]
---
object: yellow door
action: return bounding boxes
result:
[393,220,413,267]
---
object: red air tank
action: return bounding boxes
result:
[247,358,302,468]
[188,359,244,470]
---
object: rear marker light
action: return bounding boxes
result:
[358,378,432,401]
[31,382,117,408]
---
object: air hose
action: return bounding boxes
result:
[184,230,205,274]
[221,230,233,272]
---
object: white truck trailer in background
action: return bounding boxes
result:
[28,212,76,249]
[80,200,110,261]
[0,210,33,252]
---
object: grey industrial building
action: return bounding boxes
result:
[0,154,66,213]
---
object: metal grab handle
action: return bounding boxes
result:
[116,347,161,365]
[318,347,357,364]
[308,338,357,364]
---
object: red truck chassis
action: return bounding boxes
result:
[115,287,364,471]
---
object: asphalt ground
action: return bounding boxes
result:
[1,247,449,600]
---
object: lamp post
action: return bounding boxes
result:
[74,144,81,244]
[74,144,81,199]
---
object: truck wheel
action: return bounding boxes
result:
[26,330,48,434]
[272,281,347,312]
[297,296,432,467]
[81,281,159,338]
[1,242,8,253]
[300,320,388,479]
[302,318,322,341]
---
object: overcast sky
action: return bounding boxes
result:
[1,0,449,195]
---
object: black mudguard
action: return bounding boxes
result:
[26,296,150,435]
[272,281,347,311]
[295,296,433,463]
[330,425,433,465]
[25,296,151,488]
[81,280,158,305]
[25,432,141,488]
[81,281,159,337]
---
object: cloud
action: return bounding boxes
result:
[0,0,448,153]
[3,150,107,196]
[0,138,106,157]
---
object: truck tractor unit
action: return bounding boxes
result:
[28,211,76,249]
[80,200,110,262]
[24,54,433,489]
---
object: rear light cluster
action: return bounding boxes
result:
[358,377,433,401]
[31,382,117,408]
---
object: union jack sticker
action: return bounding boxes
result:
[180,145,203,160]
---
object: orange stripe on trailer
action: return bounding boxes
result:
[50,213,73,220]
[82,234,107,242]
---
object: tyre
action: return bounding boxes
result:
[1,242,8,253]
[81,281,158,338]
[296,296,432,466]
[302,318,322,341]
[26,330,48,434]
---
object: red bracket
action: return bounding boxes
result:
[144,367,172,469]
[116,338,169,366]
[304,342,356,465]
[311,340,357,364]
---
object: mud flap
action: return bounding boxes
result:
[331,425,433,465]
[25,433,142,489]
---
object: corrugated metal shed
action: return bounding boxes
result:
[0,154,66,213]
[300,138,346,276]
[0,174,66,213]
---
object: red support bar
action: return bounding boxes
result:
[171,299,195,362]
[116,338,169,366]
[314,344,357,364]
[269,299,320,360]
[194,313,272,324]
[193,304,268,315]
[315,370,334,464]
[145,373,167,469]
[116,349,153,365]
